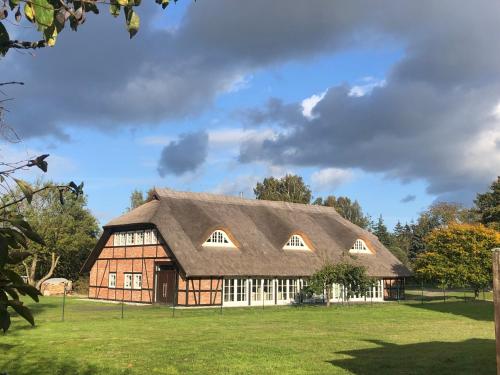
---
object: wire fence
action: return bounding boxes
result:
[23,280,492,326]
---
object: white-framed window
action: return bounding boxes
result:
[135,231,144,245]
[114,233,126,246]
[203,230,236,248]
[276,279,287,301]
[251,278,262,301]
[124,273,133,289]
[108,273,116,288]
[133,274,142,289]
[263,279,273,301]
[114,229,159,246]
[349,239,371,254]
[126,232,135,246]
[283,234,310,250]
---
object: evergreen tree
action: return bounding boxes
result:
[474,176,500,230]
[372,215,391,247]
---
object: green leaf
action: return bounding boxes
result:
[32,0,54,29]
[43,25,57,47]
[0,307,11,333]
[3,269,25,286]
[8,300,35,326]
[6,251,31,264]
[24,2,35,23]
[110,3,120,17]
[126,9,139,38]
[0,21,9,57]
[116,0,128,6]
[11,284,40,302]
[13,178,34,204]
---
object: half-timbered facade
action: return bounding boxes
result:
[82,189,411,306]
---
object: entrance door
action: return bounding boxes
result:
[156,269,176,304]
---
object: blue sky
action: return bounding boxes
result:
[3,1,499,229]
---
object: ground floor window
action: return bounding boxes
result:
[108,273,116,288]
[224,278,248,303]
[251,279,262,302]
[124,273,142,290]
[124,273,133,289]
[263,279,273,301]
[276,279,287,300]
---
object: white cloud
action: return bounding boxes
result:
[211,174,261,198]
[301,90,327,119]
[138,135,173,146]
[349,78,386,97]
[311,167,353,191]
[208,128,276,147]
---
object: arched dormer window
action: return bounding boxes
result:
[349,239,372,254]
[283,234,310,250]
[203,230,236,248]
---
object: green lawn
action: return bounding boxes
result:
[0,297,495,375]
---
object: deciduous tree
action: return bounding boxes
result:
[18,183,100,288]
[313,195,371,229]
[0,156,82,332]
[254,175,311,204]
[414,223,500,297]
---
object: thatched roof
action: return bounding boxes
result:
[83,188,411,278]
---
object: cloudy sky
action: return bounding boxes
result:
[1,0,499,228]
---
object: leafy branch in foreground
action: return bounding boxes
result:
[0,0,180,56]
[0,154,83,332]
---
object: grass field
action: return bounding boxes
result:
[0,296,495,375]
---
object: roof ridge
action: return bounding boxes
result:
[154,188,340,214]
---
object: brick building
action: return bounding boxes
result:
[81,189,411,306]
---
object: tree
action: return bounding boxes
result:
[474,176,500,230]
[313,195,371,229]
[127,187,156,211]
[0,0,175,56]
[408,202,477,260]
[254,175,312,204]
[414,223,500,297]
[18,183,100,288]
[372,215,391,247]
[0,156,82,332]
[129,189,145,211]
[309,260,372,306]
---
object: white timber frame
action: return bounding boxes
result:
[329,279,384,303]
[221,277,385,306]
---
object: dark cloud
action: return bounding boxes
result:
[400,195,416,204]
[157,131,208,176]
[238,1,500,204]
[2,1,372,139]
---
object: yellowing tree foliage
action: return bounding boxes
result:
[414,223,500,297]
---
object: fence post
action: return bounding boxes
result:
[491,248,500,375]
[421,281,424,304]
[121,298,124,319]
[61,282,66,322]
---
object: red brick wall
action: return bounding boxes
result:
[88,232,172,303]
[177,275,223,306]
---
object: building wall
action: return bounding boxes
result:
[178,276,223,306]
[88,233,172,303]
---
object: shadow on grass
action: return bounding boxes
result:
[406,300,494,322]
[0,356,124,375]
[329,338,495,375]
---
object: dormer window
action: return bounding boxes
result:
[283,234,310,250]
[203,230,236,248]
[349,239,372,254]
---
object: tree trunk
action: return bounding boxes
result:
[326,286,331,307]
[35,252,61,290]
[22,253,38,287]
